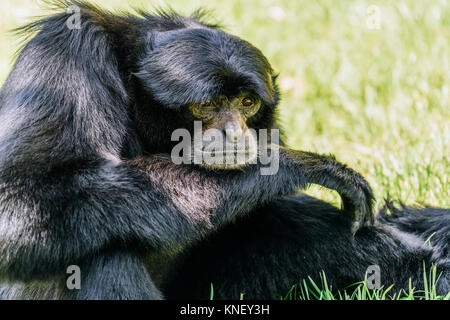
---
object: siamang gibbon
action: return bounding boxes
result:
[0,1,448,300]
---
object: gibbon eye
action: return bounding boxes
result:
[200,100,213,107]
[242,97,254,107]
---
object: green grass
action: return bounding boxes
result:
[282,266,450,300]
[1,0,449,300]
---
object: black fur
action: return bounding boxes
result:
[0,1,447,299]
[165,195,450,299]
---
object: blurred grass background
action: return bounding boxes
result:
[0,0,448,209]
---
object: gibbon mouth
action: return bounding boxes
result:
[193,147,258,169]
[194,146,258,158]
[199,149,253,156]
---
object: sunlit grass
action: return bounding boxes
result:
[0,0,448,209]
[281,266,450,300]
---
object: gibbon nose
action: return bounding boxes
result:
[224,122,243,143]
